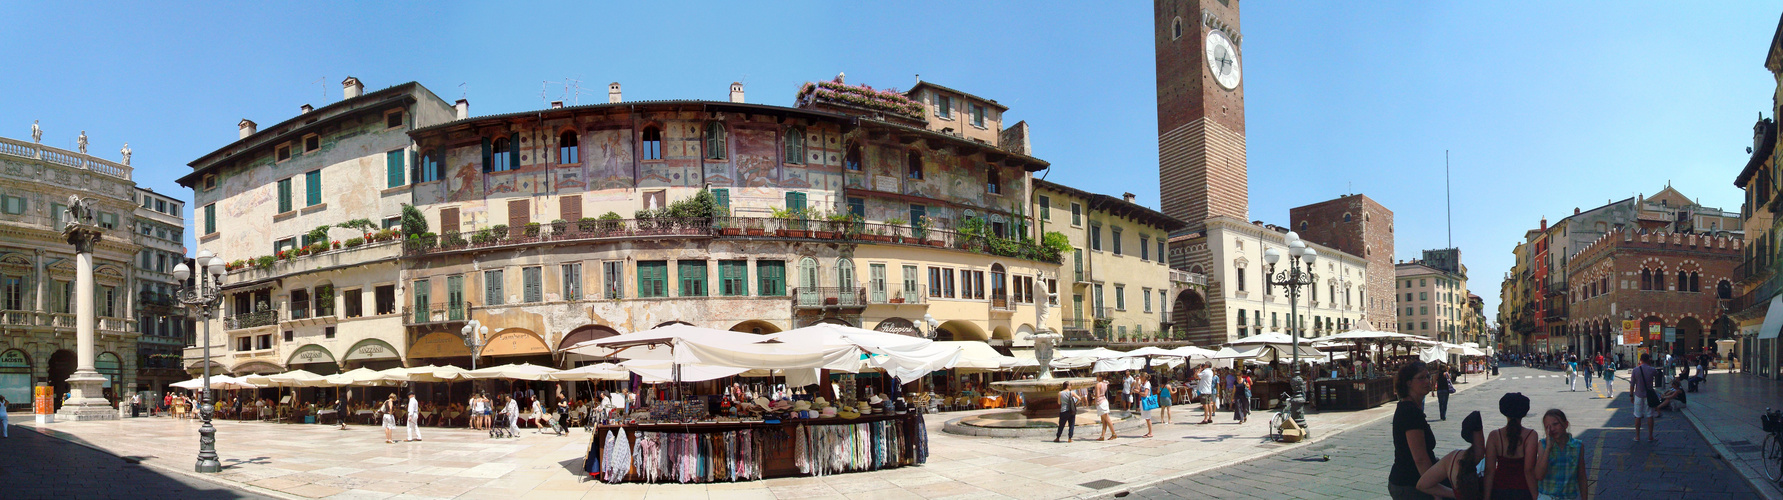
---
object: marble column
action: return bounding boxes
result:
[56,211,116,421]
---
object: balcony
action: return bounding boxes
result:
[1736,257,1777,285]
[794,287,867,309]
[867,288,927,305]
[402,217,1063,264]
[224,309,280,330]
[403,301,471,326]
[991,294,1015,311]
[1544,282,1567,297]
[1171,269,1208,287]
[138,291,177,309]
[0,136,133,180]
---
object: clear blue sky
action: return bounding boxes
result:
[2,1,1777,321]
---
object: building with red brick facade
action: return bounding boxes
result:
[1565,228,1740,359]
[1291,194,1397,331]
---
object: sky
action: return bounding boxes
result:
[1,1,1778,323]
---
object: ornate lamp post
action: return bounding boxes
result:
[922,313,939,339]
[172,249,227,473]
[462,319,489,370]
[1263,231,1317,430]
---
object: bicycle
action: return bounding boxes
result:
[1764,408,1783,483]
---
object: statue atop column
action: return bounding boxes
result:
[120,143,131,166]
[77,131,88,154]
[32,120,42,144]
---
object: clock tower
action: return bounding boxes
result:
[1156,0,1246,233]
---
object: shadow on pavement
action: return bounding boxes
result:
[4,423,271,499]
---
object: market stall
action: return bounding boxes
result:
[1309,328,1432,411]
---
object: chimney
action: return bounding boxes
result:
[1123,192,1137,203]
[238,119,257,139]
[608,82,621,103]
[551,101,563,109]
[729,82,745,103]
[300,104,313,114]
[1574,207,1580,215]
[455,99,469,120]
[1539,218,1547,232]
[342,76,363,99]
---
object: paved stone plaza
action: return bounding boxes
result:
[5,373,1499,500]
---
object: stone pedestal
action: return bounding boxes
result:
[55,374,116,421]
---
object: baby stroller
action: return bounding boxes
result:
[490,413,516,439]
[547,411,567,436]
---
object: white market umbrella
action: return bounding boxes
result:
[463,362,561,381]
[243,369,330,388]
[549,363,631,381]
[398,364,472,382]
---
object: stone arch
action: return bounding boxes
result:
[185,359,225,373]
[286,343,337,366]
[729,320,782,335]
[1172,289,1208,329]
[1675,316,1705,355]
[229,360,283,375]
[481,328,549,357]
[558,324,621,351]
[341,338,400,364]
[990,325,1013,341]
[935,320,987,341]
[815,317,855,327]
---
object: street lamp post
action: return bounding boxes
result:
[1264,232,1318,430]
[462,319,489,370]
[922,313,939,339]
[172,249,227,473]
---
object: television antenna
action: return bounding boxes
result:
[312,77,327,103]
[543,77,589,106]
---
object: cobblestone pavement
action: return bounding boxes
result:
[1135,366,1759,500]
[0,416,274,499]
[1652,367,1783,500]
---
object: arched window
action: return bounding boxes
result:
[798,258,819,291]
[1343,213,1352,222]
[641,126,662,160]
[1654,270,1665,291]
[990,264,1007,302]
[907,150,924,180]
[704,122,726,160]
[1719,279,1734,299]
[1172,17,1182,39]
[491,137,512,171]
[559,131,579,164]
[1678,271,1689,292]
[1690,272,1700,292]
[986,166,1000,194]
[1640,269,1652,290]
[835,258,855,290]
[783,127,805,164]
[845,143,862,171]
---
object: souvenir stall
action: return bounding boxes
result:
[569,324,939,484]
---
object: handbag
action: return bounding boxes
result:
[1141,395,1159,411]
[1639,366,1661,407]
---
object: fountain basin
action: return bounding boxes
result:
[988,377,1098,418]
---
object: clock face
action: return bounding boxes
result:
[1205,30,1241,90]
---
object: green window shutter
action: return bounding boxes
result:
[713,189,730,210]
[305,170,321,206]
[484,270,503,306]
[508,132,520,170]
[785,192,806,211]
[523,267,541,303]
[412,280,429,322]
[481,137,493,173]
[203,205,216,234]
[277,178,292,213]
[757,261,784,296]
[387,151,405,188]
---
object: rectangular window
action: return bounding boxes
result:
[971,104,985,127]
[277,178,293,213]
[1115,285,1126,311]
[562,263,582,301]
[929,267,943,298]
[284,330,296,343]
[1237,268,1247,292]
[1071,203,1082,226]
[1093,284,1105,315]
[324,326,336,339]
[522,266,543,303]
[386,150,406,188]
[0,276,20,310]
[1140,236,1150,261]
[483,270,505,306]
[257,334,272,350]
[1090,224,1102,251]
[935,94,952,118]
[1143,287,1153,312]
[720,260,749,296]
[303,134,319,152]
[386,110,404,129]
[277,144,291,162]
[274,237,296,255]
[237,336,252,352]
[902,265,919,300]
[343,288,363,318]
[637,261,668,298]
[944,268,956,298]
[1111,227,1123,255]
[305,170,321,206]
[678,261,707,297]
[1049,279,1060,305]
[1158,240,1166,263]
[758,260,786,296]
[374,285,395,315]
[1039,196,1051,221]
[604,261,625,299]
[411,280,430,322]
[96,212,116,229]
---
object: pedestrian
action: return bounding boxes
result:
[1600,361,1615,399]
[0,393,9,438]
[1054,382,1080,443]
[1123,372,1137,412]
[406,391,423,442]
[1630,354,1659,443]
[531,396,548,433]
[1532,409,1589,500]
[503,392,521,438]
[1485,393,1538,500]
[380,394,398,444]
[1197,363,1217,424]
[1435,362,1453,421]
[336,390,350,430]
[1139,375,1156,438]
[1582,360,1594,392]
[1094,374,1116,441]
[1390,360,1436,500]
[1157,375,1174,424]
[1233,369,1253,424]
[1417,411,1487,499]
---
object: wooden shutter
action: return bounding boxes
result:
[387,151,405,188]
[508,132,521,169]
[440,207,460,234]
[278,179,292,212]
[204,204,216,234]
[508,200,529,232]
[481,137,492,173]
[785,192,805,211]
[523,267,541,303]
[712,189,729,210]
[561,195,582,222]
[305,171,321,205]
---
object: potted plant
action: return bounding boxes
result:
[772,207,808,238]
[884,218,907,243]
[812,209,836,239]
[890,291,906,304]
[257,255,276,268]
[550,219,569,235]
[744,217,765,236]
[598,211,624,234]
[344,237,365,248]
[717,208,742,236]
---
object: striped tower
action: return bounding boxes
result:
[1156,0,1246,234]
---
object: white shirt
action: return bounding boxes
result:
[504,399,519,416]
[407,396,418,414]
[1197,368,1216,393]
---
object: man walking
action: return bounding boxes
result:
[337,391,350,430]
[1197,363,1217,424]
[1631,354,1659,442]
[406,391,423,442]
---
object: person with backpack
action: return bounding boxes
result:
[1630,354,1659,443]
[1054,382,1081,443]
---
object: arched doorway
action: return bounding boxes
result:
[1172,290,1208,333]
[936,320,987,341]
[1675,316,1705,356]
[230,361,283,375]
[342,338,402,371]
[48,350,75,406]
[990,325,1012,342]
[286,344,340,375]
[729,320,782,335]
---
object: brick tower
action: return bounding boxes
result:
[1156,0,1246,234]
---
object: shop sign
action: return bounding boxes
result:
[1622,320,1641,345]
[0,349,25,367]
[1648,323,1663,341]
[291,344,333,364]
[343,340,399,361]
[482,330,549,357]
[409,332,472,359]
[875,318,921,337]
[1664,327,1676,343]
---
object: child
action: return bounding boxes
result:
[1157,376,1173,424]
[1532,409,1589,500]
